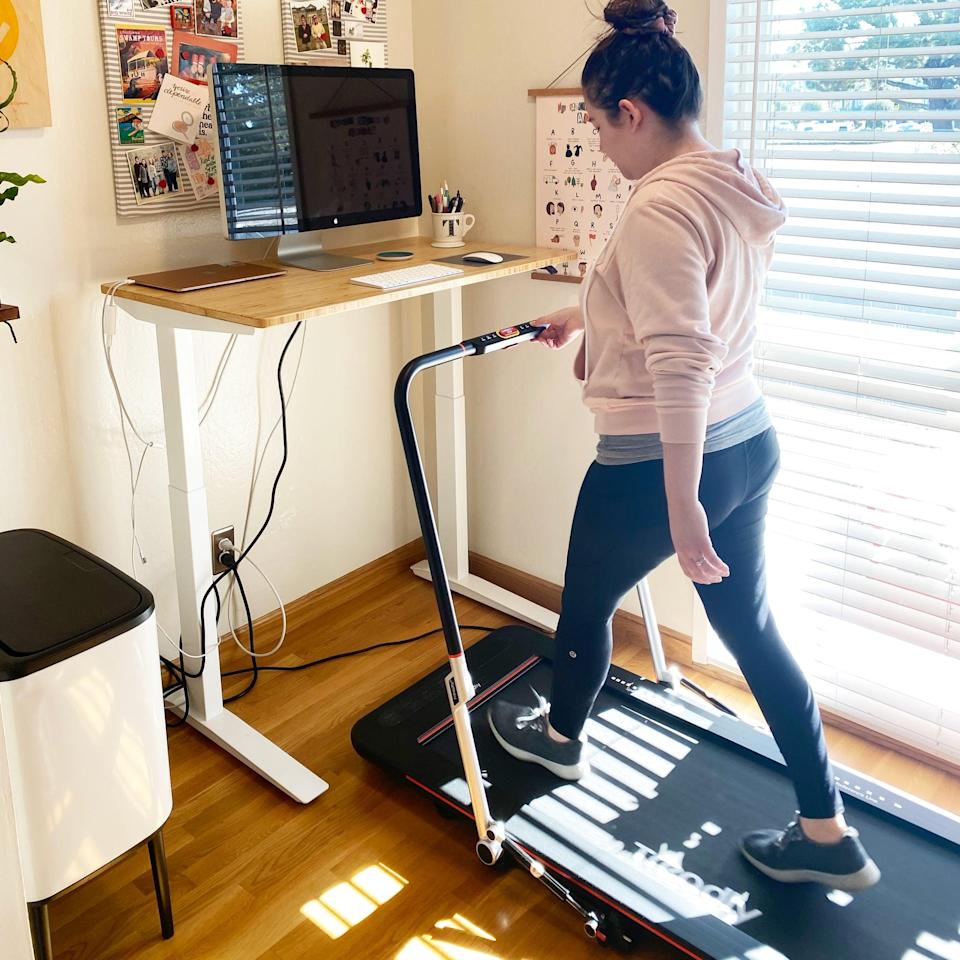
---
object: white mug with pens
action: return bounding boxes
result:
[429,182,475,247]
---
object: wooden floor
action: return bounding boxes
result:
[52,566,960,960]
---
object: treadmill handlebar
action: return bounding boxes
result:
[394,323,542,659]
[461,322,544,355]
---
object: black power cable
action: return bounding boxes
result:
[223,559,259,705]
[220,624,495,683]
[175,321,303,684]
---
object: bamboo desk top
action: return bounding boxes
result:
[103,237,574,330]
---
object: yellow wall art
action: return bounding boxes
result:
[0,0,52,130]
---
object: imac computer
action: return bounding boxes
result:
[209,63,422,271]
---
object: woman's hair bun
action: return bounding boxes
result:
[603,0,677,37]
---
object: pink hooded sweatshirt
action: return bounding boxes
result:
[575,148,786,444]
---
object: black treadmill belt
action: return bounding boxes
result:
[426,661,960,960]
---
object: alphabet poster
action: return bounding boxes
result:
[533,89,635,283]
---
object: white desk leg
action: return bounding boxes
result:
[155,326,328,803]
[411,289,559,633]
[430,287,469,581]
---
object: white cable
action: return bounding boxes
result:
[102,278,236,652]
[198,333,239,426]
[102,280,153,571]
[225,549,287,658]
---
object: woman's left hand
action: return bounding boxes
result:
[668,499,730,585]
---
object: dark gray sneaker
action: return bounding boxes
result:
[741,820,881,891]
[488,695,589,780]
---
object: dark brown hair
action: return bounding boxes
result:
[582,1,703,127]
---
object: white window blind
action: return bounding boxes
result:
[711,0,960,764]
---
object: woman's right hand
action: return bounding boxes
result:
[532,306,584,350]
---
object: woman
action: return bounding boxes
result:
[488,0,880,893]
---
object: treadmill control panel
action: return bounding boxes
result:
[463,322,543,355]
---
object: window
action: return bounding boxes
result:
[706,0,960,764]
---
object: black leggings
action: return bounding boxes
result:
[548,427,842,820]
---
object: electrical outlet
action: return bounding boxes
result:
[211,525,235,574]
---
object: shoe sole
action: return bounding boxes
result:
[488,712,589,780]
[740,847,881,891]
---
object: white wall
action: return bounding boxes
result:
[413,0,715,635]
[1,0,422,646]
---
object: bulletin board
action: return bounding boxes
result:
[530,88,634,283]
[97,0,247,218]
[281,0,388,68]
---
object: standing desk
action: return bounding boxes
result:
[103,236,572,803]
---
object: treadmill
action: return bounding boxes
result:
[352,323,960,958]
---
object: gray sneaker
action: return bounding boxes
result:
[741,820,881,891]
[487,694,589,780]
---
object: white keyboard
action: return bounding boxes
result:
[350,262,464,290]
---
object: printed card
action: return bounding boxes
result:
[170,3,196,32]
[148,73,209,144]
[116,25,169,103]
[116,107,145,144]
[177,137,219,200]
[350,38,384,68]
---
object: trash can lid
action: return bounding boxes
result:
[0,529,155,682]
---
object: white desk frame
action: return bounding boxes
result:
[118,273,572,803]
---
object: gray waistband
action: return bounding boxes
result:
[596,397,772,466]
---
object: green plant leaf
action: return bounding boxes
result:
[0,185,19,204]
[0,172,45,186]
[0,232,16,243]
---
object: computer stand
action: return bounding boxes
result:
[277,231,372,272]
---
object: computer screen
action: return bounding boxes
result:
[210,63,422,241]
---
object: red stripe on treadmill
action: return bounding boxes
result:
[416,655,541,744]
[405,778,707,960]
[510,841,707,960]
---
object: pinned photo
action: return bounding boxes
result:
[108,0,135,14]
[127,144,184,204]
[194,0,239,39]
[170,3,196,32]
[337,38,347,56]
[173,33,237,84]
[292,2,332,52]
[116,26,169,102]
[117,107,145,144]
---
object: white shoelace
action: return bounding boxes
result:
[515,691,551,729]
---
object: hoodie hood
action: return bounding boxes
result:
[632,148,786,247]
